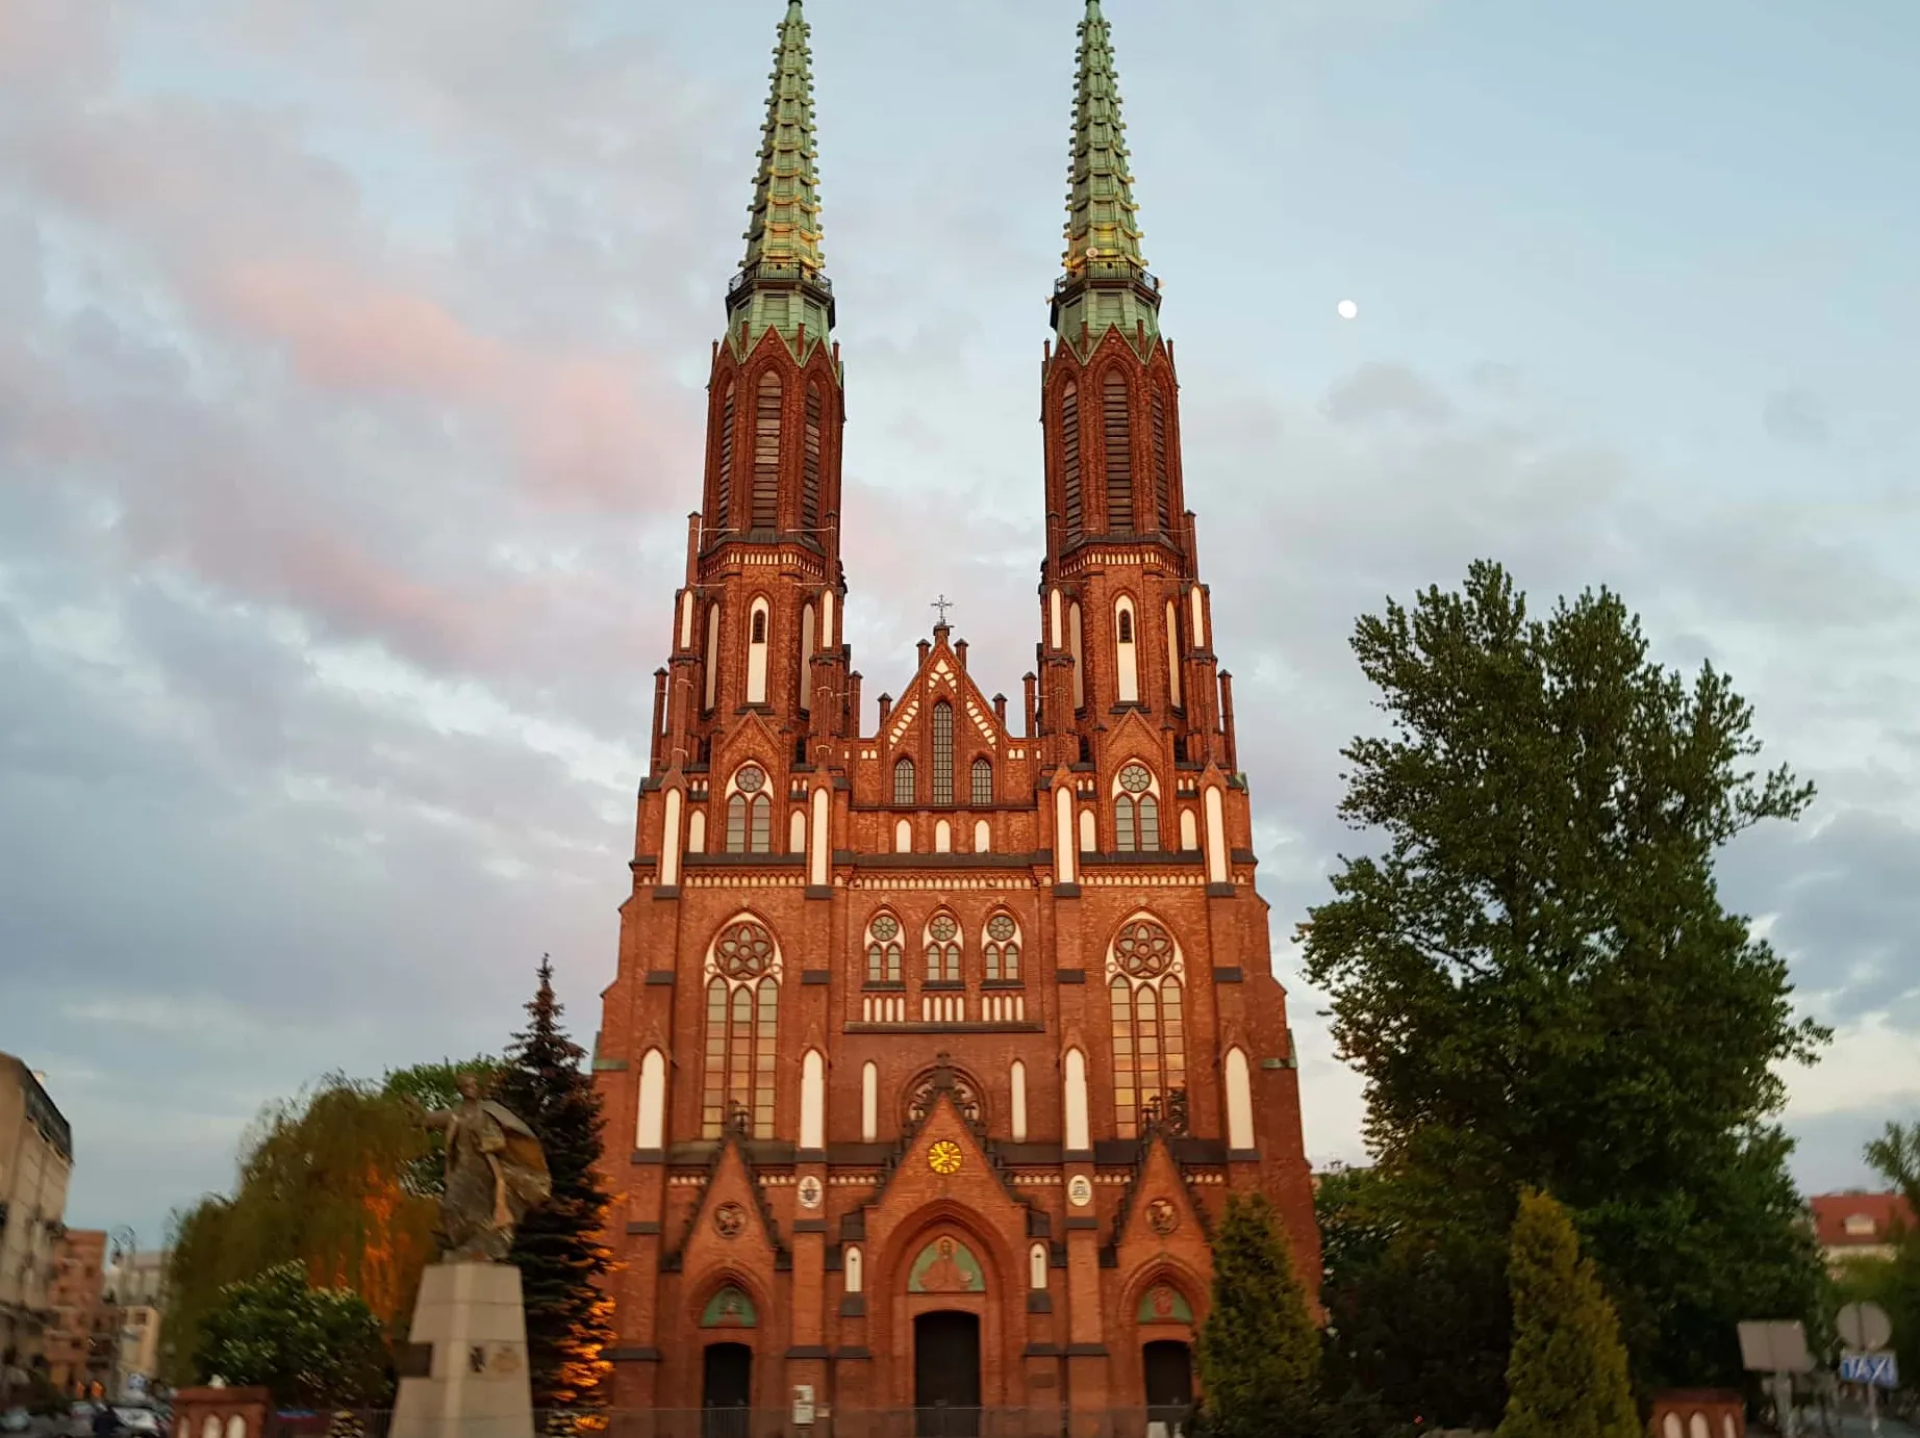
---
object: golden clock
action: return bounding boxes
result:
[928,1140,963,1175]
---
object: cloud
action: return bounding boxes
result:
[1,0,1915,1250]
[1763,387,1831,448]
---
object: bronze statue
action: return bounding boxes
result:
[410,1073,552,1262]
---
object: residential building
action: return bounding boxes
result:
[0,1052,73,1394]
[42,1228,108,1395]
[1810,1190,1914,1270]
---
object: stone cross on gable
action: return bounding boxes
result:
[931,594,954,625]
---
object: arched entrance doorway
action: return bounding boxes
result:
[914,1311,981,1437]
[1143,1339,1193,1428]
[702,1342,752,1438]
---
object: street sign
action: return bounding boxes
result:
[1738,1320,1814,1374]
[1839,1351,1899,1390]
[1838,1301,1894,1352]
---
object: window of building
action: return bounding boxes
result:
[726,765,772,853]
[1151,390,1172,531]
[1060,381,1082,538]
[1115,763,1160,852]
[714,382,735,527]
[1104,371,1133,530]
[752,372,781,530]
[893,756,916,806]
[865,913,903,984]
[984,912,1021,982]
[701,919,781,1138]
[932,701,955,806]
[802,382,823,531]
[971,757,993,806]
[751,609,767,643]
[925,913,961,983]
[1108,917,1187,1139]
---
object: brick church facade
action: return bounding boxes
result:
[591,0,1320,1421]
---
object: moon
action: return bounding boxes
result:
[1337,299,1359,320]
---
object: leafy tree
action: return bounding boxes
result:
[194,1261,392,1408]
[1866,1121,1920,1217]
[1315,1164,1511,1431]
[161,1059,497,1382]
[1301,561,1829,1395]
[492,958,616,1420]
[1498,1191,1637,1438]
[1196,1193,1320,1438]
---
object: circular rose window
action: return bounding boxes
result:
[735,765,767,794]
[1115,920,1175,978]
[715,920,775,978]
[1119,763,1153,794]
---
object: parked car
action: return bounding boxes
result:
[1,1406,34,1433]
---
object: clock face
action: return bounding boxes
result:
[928,1140,963,1176]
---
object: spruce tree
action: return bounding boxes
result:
[1498,1190,1637,1438]
[493,957,616,1425]
[1196,1192,1321,1438]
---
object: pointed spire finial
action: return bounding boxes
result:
[726,0,835,348]
[741,0,825,278]
[1051,0,1160,347]
[1062,0,1147,277]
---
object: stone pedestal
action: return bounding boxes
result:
[391,1263,534,1438]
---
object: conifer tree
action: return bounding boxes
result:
[1497,1190,1638,1438]
[1196,1192,1321,1438]
[493,957,616,1425]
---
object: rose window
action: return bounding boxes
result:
[1115,920,1175,978]
[715,920,776,978]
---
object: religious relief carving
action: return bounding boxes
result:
[1146,1197,1179,1236]
[797,1176,823,1210]
[907,1236,986,1294]
[715,1203,748,1240]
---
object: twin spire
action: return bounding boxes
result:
[730,0,1157,347]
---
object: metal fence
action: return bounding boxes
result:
[268,1408,1191,1438]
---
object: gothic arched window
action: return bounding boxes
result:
[725,764,772,854]
[984,912,1021,983]
[1151,390,1172,531]
[1114,763,1161,852]
[865,912,903,984]
[971,757,993,807]
[714,382,736,529]
[702,918,781,1138]
[904,1065,984,1128]
[1108,917,1187,1138]
[1103,370,1133,531]
[802,381,824,531]
[893,756,916,807]
[931,701,955,806]
[1060,381,1083,538]
[751,372,781,531]
[924,912,961,983]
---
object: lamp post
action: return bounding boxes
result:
[106,1228,137,1402]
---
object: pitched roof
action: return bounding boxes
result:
[1808,1191,1915,1248]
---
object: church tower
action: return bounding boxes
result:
[594,1,1319,1422]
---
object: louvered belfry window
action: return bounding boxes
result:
[802,382,823,531]
[752,373,782,530]
[1151,391,1172,531]
[715,382,736,528]
[1060,382,1083,537]
[1104,371,1133,531]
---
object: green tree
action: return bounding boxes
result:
[1835,1120,1920,1393]
[1865,1121,1920,1216]
[1498,1191,1637,1438]
[1196,1193,1320,1438]
[161,1059,498,1383]
[1315,1165,1511,1431]
[194,1261,392,1408]
[1301,561,1829,1396]
[492,958,616,1420]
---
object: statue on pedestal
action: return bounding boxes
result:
[410,1073,551,1263]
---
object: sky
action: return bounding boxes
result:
[2,0,1917,1247]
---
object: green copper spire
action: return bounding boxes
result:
[1051,0,1162,350]
[728,0,834,354]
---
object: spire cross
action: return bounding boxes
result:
[931,594,955,626]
